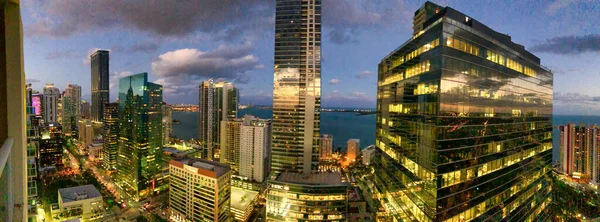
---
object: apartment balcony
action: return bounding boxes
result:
[0,138,24,222]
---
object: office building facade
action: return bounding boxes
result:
[91,50,109,122]
[39,123,63,169]
[81,100,91,119]
[272,0,321,175]
[102,103,119,171]
[319,134,333,160]
[169,158,232,222]
[266,172,349,221]
[116,73,163,201]
[372,2,553,221]
[43,83,60,124]
[198,80,238,160]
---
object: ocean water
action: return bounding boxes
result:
[172,108,376,150]
[173,112,594,159]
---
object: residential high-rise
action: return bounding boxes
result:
[239,115,271,183]
[116,73,163,201]
[39,123,63,169]
[43,83,60,123]
[91,50,109,122]
[272,0,321,175]
[81,100,91,119]
[102,103,119,171]
[169,158,232,222]
[319,134,333,160]
[372,2,553,221]
[559,124,599,182]
[198,80,238,160]
[220,120,241,171]
[361,145,375,166]
[25,84,39,221]
[66,84,82,117]
[346,138,360,162]
[162,102,173,145]
[0,1,28,221]
[220,115,272,183]
[60,91,74,133]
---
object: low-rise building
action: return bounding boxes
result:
[57,185,104,221]
[88,143,103,161]
[266,172,350,221]
[231,187,259,222]
[361,145,376,166]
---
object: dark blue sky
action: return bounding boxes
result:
[21,0,600,112]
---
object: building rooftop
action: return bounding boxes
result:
[58,185,102,203]
[231,187,259,210]
[171,158,231,178]
[276,172,344,186]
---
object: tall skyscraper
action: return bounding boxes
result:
[116,73,163,201]
[272,0,321,175]
[66,84,82,116]
[0,1,28,221]
[559,124,599,181]
[91,50,109,122]
[169,158,232,222]
[25,84,39,221]
[102,103,119,171]
[198,80,238,160]
[60,91,74,133]
[319,134,333,160]
[42,83,60,123]
[372,2,553,221]
[346,138,359,162]
[162,102,173,145]
[267,1,352,221]
[221,115,272,183]
[239,116,271,183]
[81,100,91,119]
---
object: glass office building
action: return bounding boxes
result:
[116,73,163,201]
[266,172,349,222]
[102,102,119,171]
[372,2,553,221]
[198,80,238,160]
[272,0,321,175]
[91,50,109,122]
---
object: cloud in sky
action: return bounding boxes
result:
[530,34,600,55]
[554,92,600,115]
[355,70,373,79]
[322,0,411,44]
[151,43,263,96]
[329,78,340,85]
[45,50,77,60]
[25,0,273,41]
[26,78,40,83]
[113,41,161,53]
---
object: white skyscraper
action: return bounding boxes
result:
[220,115,271,183]
[239,115,271,183]
[43,84,60,123]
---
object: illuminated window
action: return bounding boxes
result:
[446,36,480,56]
[406,60,431,78]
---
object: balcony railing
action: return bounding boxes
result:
[0,138,15,222]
